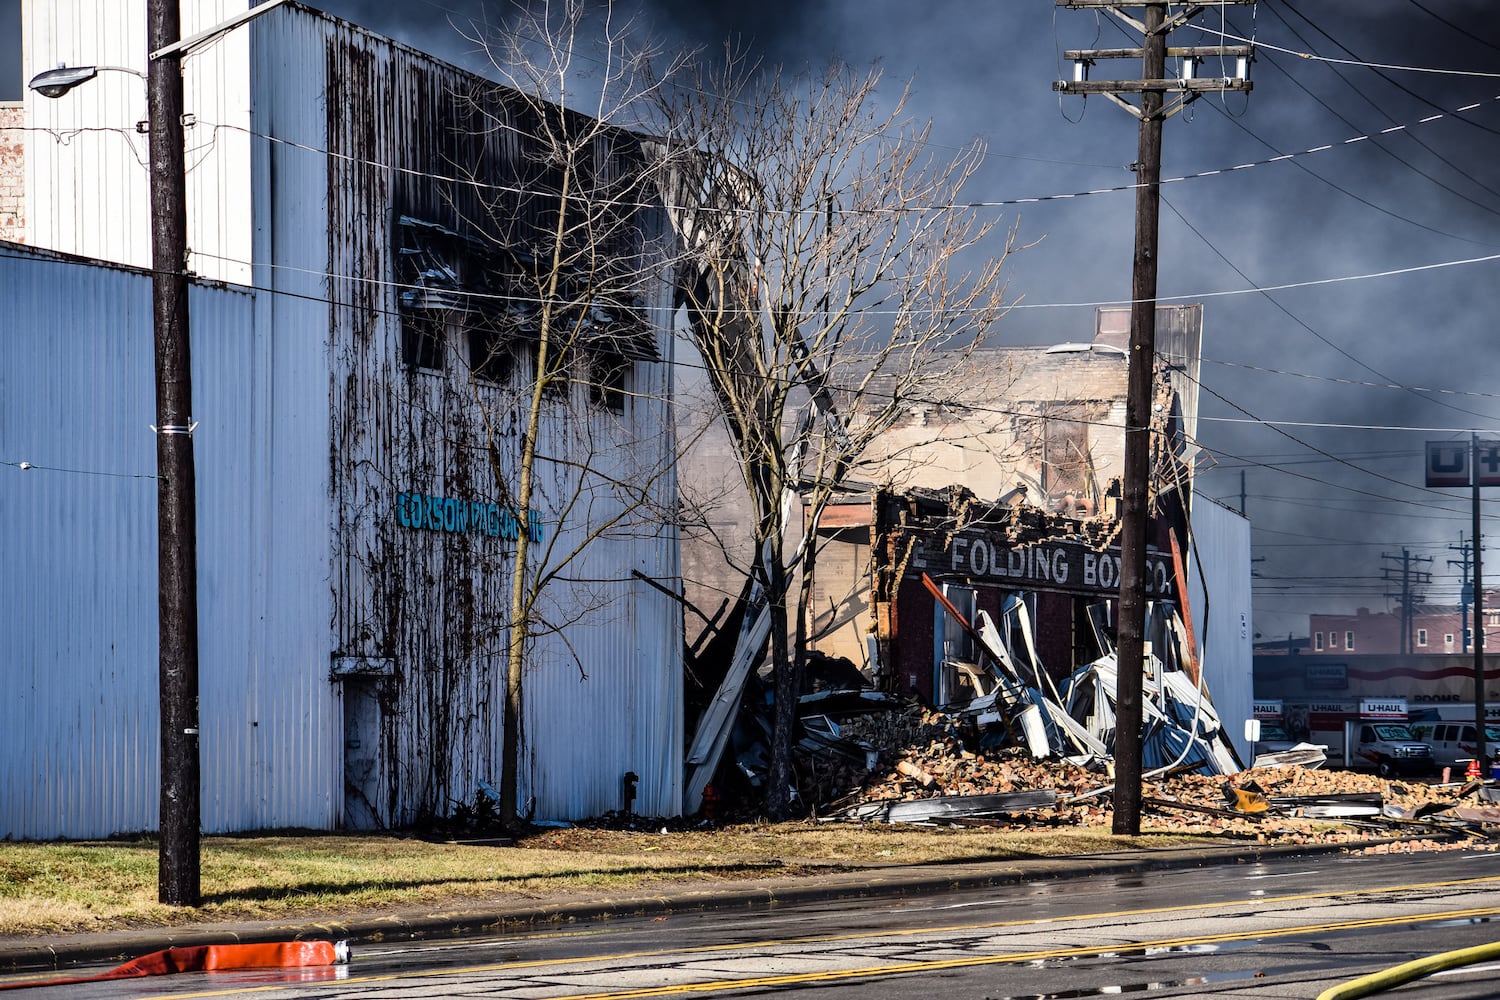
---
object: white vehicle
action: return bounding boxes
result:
[1423,722,1500,772]
[1348,721,1433,777]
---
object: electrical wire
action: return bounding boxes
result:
[1403,0,1500,54]
[1161,192,1497,423]
[1185,22,1500,78]
[1200,357,1500,403]
[1268,2,1500,214]
[5,237,1500,447]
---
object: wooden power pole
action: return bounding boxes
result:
[1053,1,1253,835]
[147,0,202,906]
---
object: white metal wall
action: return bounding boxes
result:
[22,0,253,284]
[520,270,685,820]
[0,246,338,839]
[265,9,684,823]
[5,1,684,837]
[1188,496,1254,766]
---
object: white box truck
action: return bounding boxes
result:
[1345,698,1433,777]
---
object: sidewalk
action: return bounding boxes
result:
[0,839,1361,974]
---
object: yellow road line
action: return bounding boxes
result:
[55,871,1500,999]
[142,901,1500,1000]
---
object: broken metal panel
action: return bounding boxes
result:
[846,790,1058,824]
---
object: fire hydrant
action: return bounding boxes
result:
[1467,759,1482,781]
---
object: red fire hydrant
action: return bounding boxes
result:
[1467,759,1482,781]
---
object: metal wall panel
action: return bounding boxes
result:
[22,0,253,283]
[301,12,684,823]
[7,1,682,836]
[1188,497,1254,765]
[0,245,338,839]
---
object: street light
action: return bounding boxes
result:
[27,64,147,97]
[28,0,290,909]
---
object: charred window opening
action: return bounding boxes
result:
[402,316,445,372]
[467,323,518,384]
[588,352,631,412]
[1041,404,1090,497]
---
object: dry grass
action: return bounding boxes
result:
[0,824,1206,938]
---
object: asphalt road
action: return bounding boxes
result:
[10,848,1500,998]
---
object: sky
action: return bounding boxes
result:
[12,1,1500,641]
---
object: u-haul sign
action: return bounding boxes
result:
[1359,698,1408,720]
[1427,440,1500,488]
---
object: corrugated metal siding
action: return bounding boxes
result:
[245,6,341,831]
[21,0,253,283]
[306,13,683,823]
[0,253,159,839]
[1188,497,1253,765]
[7,1,682,837]
[522,269,684,819]
[0,245,338,839]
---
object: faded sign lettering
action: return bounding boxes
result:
[396,491,545,542]
[938,534,1173,597]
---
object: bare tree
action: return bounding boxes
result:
[661,54,1019,818]
[432,0,692,827]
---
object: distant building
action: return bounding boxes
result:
[1308,597,1500,656]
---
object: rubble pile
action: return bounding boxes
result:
[805,703,1500,845]
[694,578,1499,847]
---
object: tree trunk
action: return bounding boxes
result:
[766,536,798,819]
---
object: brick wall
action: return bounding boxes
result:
[0,104,23,243]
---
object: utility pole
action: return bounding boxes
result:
[148,0,201,906]
[1382,549,1432,655]
[1054,0,1253,835]
[1473,434,1488,773]
[1449,532,1475,654]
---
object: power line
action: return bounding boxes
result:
[1403,0,1500,54]
[1200,357,1500,402]
[1185,22,1500,78]
[1161,192,1497,424]
[1270,1,1500,213]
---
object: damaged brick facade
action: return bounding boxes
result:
[808,307,1202,705]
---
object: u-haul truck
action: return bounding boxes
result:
[1344,698,1433,777]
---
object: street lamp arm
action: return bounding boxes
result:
[28,64,146,98]
[148,0,293,62]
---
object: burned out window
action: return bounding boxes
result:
[402,317,445,372]
[588,352,630,412]
[1042,404,1091,498]
[468,324,517,384]
[395,215,483,375]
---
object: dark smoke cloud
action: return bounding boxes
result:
[7,2,1492,634]
[306,1,1500,638]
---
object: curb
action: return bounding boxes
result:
[0,839,1377,974]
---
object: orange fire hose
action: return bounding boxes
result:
[0,939,348,991]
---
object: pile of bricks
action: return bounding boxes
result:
[812,703,1481,843]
